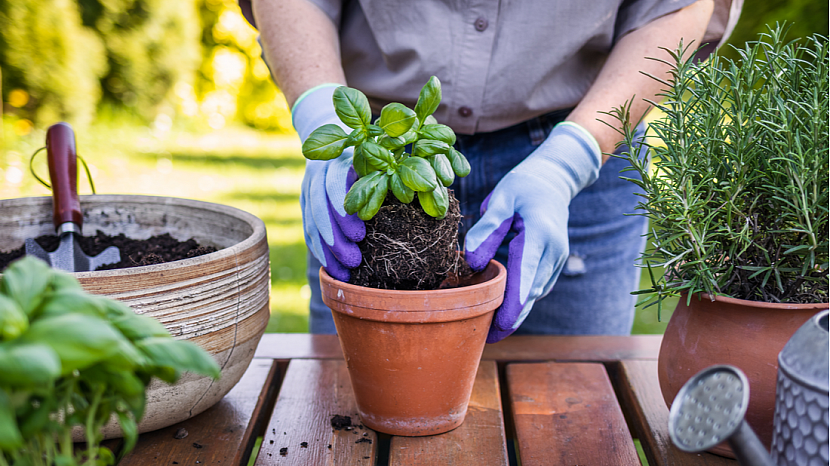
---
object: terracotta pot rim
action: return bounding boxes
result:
[685,292,829,310]
[1,195,266,278]
[320,259,505,301]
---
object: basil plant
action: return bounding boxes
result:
[301,76,471,220]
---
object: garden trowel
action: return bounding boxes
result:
[25,123,120,272]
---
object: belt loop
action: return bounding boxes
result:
[527,116,547,146]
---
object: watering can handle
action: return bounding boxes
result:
[46,123,83,231]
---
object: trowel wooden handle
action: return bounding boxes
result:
[46,122,83,230]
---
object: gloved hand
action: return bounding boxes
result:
[464,122,602,343]
[293,84,365,282]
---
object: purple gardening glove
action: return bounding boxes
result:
[464,122,602,343]
[294,85,365,281]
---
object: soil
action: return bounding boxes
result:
[330,415,352,430]
[0,231,217,272]
[350,189,472,290]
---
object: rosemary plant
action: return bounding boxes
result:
[611,25,829,316]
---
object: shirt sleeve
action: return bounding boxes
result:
[237,0,345,30]
[615,0,743,50]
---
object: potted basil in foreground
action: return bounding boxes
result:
[301,77,506,436]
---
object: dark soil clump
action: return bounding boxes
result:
[330,415,352,430]
[0,231,216,272]
[350,189,471,290]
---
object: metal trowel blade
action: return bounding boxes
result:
[25,233,121,272]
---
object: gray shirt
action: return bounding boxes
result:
[294,0,741,134]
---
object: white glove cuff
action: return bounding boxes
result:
[291,84,344,140]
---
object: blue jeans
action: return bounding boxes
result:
[307,109,647,335]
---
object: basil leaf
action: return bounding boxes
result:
[0,295,28,341]
[344,171,385,215]
[0,256,51,316]
[419,124,456,145]
[367,124,385,137]
[137,337,221,379]
[117,411,139,455]
[389,171,415,204]
[345,127,367,147]
[333,86,371,129]
[358,175,389,221]
[18,396,57,438]
[401,130,419,146]
[0,390,23,450]
[418,185,449,219]
[414,76,442,123]
[431,153,455,186]
[413,139,449,157]
[378,135,406,150]
[38,289,107,320]
[378,103,417,137]
[0,342,61,387]
[301,124,348,160]
[424,115,438,125]
[352,145,373,177]
[448,148,471,177]
[399,157,438,192]
[112,313,170,342]
[362,140,395,170]
[21,314,127,374]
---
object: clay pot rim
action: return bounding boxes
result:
[1,194,266,278]
[686,292,828,311]
[320,260,507,306]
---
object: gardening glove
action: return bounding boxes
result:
[294,84,365,282]
[464,122,602,343]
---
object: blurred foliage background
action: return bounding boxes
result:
[0,0,827,334]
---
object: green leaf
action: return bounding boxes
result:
[301,124,348,160]
[389,171,415,204]
[379,103,417,137]
[418,185,449,218]
[344,171,384,215]
[345,127,367,147]
[414,76,442,123]
[0,390,23,451]
[431,153,455,186]
[378,135,406,150]
[358,175,389,221]
[424,115,438,126]
[362,141,395,170]
[448,148,471,177]
[413,140,449,157]
[0,256,52,316]
[0,342,61,387]
[111,312,170,342]
[21,314,128,374]
[37,289,107,320]
[18,396,57,438]
[419,124,456,145]
[399,157,438,191]
[333,86,371,129]
[0,295,28,341]
[137,338,221,380]
[401,130,419,146]
[117,411,139,456]
[367,124,384,137]
[352,145,372,177]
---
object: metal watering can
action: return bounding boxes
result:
[668,310,829,466]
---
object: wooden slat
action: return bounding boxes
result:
[256,359,376,465]
[615,360,737,466]
[507,362,640,465]
[389,361,508,465]
[254,334,661,362]
[119,358,279,466]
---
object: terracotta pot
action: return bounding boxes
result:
[320,260,506,436]
[658,293,827,457]
[0,195,270,438]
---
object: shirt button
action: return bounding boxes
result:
[474,17,489,32]
[458,106,473,117]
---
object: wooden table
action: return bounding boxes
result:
[115,334,739,465]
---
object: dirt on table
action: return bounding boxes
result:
[0,231,217,272]
[350,189,472,291]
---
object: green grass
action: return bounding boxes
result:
[0,117,675,334]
